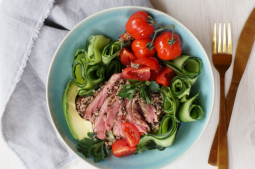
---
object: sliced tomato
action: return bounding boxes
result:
[131,38,156,59]
[120,48,137,66]
[133,57,159,71]
[148,69,159,81]
[119,32,131,41]
[122,66,151,81]
[156,66,175,87]
[112,139,137,157]
[121,122,140,147]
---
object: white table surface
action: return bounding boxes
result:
[1,0,255,168]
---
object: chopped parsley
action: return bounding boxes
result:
[118,80,161,105]
[77,132,109,163]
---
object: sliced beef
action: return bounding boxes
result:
[138,101,158,124]
[113,101,126,138]
[105,97,121,131]
[93,93,116,140]
[125,98,150,134]
[84,73,123,122]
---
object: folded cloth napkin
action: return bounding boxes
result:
[0,0,153,168]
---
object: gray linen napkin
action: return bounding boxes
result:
[0,0,153,168]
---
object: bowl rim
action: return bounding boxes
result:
[46,6,215,168]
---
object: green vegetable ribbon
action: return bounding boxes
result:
[170,76,191,103]
[86,63,106,84]
[161,55,202,85]
[136,114,179,152]
[161,87,180,122]
[86,35,111,65]
[105,58,122,80]
[178,92,204,122]
[78,84,100,97]
[102,41,122,64]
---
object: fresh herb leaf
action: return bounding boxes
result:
[118,80,161,104]
[149,81,161,92]
[77,132,109,163]
[118,85,137,100]
[139,84,151,105]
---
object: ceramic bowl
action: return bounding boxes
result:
[47,6,215,169]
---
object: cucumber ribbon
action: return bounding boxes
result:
[136,114,179,152]
[102,41,122,64]
[178,92,204,122]
[170,76,191,103]
[161,55,202,85]
[86,35,111,65]
[161,87,180,122]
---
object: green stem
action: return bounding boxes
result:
[147,24,175,50]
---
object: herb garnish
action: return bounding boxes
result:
[118,80,161,105]
[77,132,109,162]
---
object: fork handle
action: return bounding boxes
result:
[218,76,229,169]
[208,82,238,166]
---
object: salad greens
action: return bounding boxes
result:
[161,87,180,122]
[102,41,122,64]
[178,93,204,122]
[136,114,179,152]
[77,132,109,162]
[72,35,123,95]
[161,55,202,85]
[170,76,191,103]
[86,35,111,65]
[118,80,161,105]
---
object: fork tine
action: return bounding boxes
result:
[212,23,217,54]
[223,23,226,54]
[228,23,232,54]
[218,23,222,54]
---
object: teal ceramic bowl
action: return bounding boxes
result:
[47,6,214,169]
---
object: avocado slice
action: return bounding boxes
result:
[62,80,93,140]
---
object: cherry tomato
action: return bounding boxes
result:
[126,11,154,39]
[122,66,151,81]
[148,69,159,81]
[112,139,137,157]
[120,48,137,66]
[131,38,156,59]
[121,122,140,147]
[156,66,175,87]
[133,57,159,71]
[155,31,182,60]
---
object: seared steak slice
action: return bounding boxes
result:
[93,93,116,139]
[105,97,121,131]
[113,101,126,138]
[126,98,150,134]
[84,73,123,121]
[138,101,158,123]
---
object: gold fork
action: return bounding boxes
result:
[212,23,232,169]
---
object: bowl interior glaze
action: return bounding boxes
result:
[47,6,214,169]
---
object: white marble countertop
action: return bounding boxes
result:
[1,0,255,168]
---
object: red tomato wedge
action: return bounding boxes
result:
[121,122,140,147]
[131,38,156,59]
[133,57,159,71]
[126,11,154,39]
[122,66,151,81]
[148,69,159,81]
[155,31,182,60]
[112,139,137,157]
[156,66,175,87]
[120,48,137,66]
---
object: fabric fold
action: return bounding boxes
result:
[0,0,153,168]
